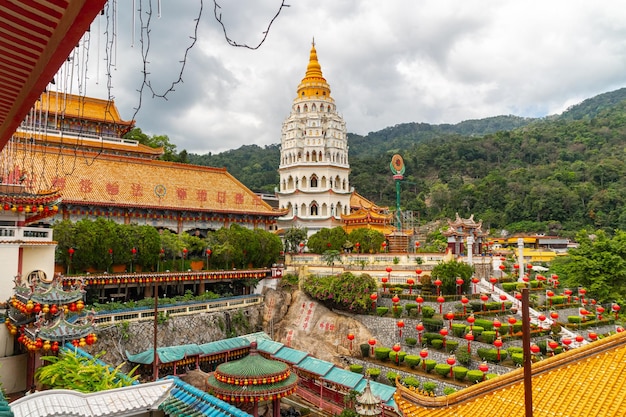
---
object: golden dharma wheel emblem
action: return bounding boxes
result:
[390,154,405,175]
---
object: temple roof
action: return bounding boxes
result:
[35,93,133,126]
[395,330,626,416]
[213,342,289,379]
[12,145,279,217]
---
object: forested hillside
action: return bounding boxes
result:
[187,88,626,236]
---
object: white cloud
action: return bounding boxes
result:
[71,0,626,154]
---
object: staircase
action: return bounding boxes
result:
[387,232,409,253]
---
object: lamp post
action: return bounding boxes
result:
[407,278,415,295]
[465,331,474,353]
[493,318,502,338]
[613,303,621,320]
[392,295,400,314]
[206,248,212,270]
[381,276,388,293]
[437,295,445,314]
[347,333,355,351]
[67,247,75,275]
[419,349,428,371]
[416,322,425,345]
[434,279,442,296]
[446,356,455,378]
[368,338,376,356]
[158,248,164,272]
[494,338,503,360]
[416,295,424,314]
[130,247,137,273]
[370,293,378,311]
[471,277,479,294]
[455,277,464,296]
[467,314,476,331]
[108,248,113,273]
[181,248,188,271]
[396,320,405,339]
[415,268,422,284]
[392,344,401,365]
[479,362,489,381]
[445,311,455,329]
[461,296,469,316]
[439,327,448,349]
[499,294,508,312]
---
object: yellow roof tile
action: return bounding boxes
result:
[35,92,132,125]
[15,145,278,216]
[395,331,626,417]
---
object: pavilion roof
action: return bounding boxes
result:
[395,330,626,417]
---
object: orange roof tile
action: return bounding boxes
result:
[395,331,626,417]
[15,145,279,216]
[35,92,133,126]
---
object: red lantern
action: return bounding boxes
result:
[596,305,605,320]
[415,295,424,314]
[368,338,376,355]
[548,340,559,350]
[467,315,476,329]
[575,335,584,344]
[508,316,517,336]
[588,332,597,341]
[406,278,415,294]
[613,303,621,320]
[446,356,456,377]
[550,311,559,320]
[396,320,405,338]
[445,311,455,328]
[537,314,546,322]
[392,344,401,364]
[381,276,388,292]
[493,338,503,360]
[370,293,378,311]
[419,349,428,370]
[465,332,474,353]
[471,276,479,293]
[416,322,425,344]
[461,296,469,315]
[493,318,501,337]
[499,294,508,311]
[478,362,489,380]
[437,295,445,314]
[347,333,355,350]
[489,276,498,291]
[439,327,448,348]
[530,344,540,354]
[562,337,572,349]
[434,279,442,295]
[499,264,505,271]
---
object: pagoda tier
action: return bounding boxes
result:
[206,341,298,417]
[355,379,382,416]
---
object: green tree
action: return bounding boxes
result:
[302,272,377,314]
[306,227,348,254]
[347,228,385,253]
[431,260,474,295]
[322,250,342,274]
[283,227,308,253]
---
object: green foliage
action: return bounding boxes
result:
[365,368,380,379]
[386,371,399,383]
[455,348,472,365]
[389,350,406,363]
[125,127,186,162]
[434,363,452,377]
[451,323,467,337]
[401,376,421,388]
[431,339,444,349]
[35,349,139,392]
[511,352,524,366]
[422,381,437,394]
[452,366,468,380]
[360,344,370,358]
[481,331,497,343]
[422,306,436,318]
[424,359,437,372]
[443,386,457,395]
[283,227,308,253]
[376,307,389,316]
[445,340,459,353]
[375,347,392,361]
[404,355,421,368]
[474,319,494,331]
[306,227,348,253]
[405,337,417,346]
[431,260,474,295]
[477,347,508,363]
[349,364,364,374]
[347,228,386,254]
[466,370,486,383]
[302,272,378,313]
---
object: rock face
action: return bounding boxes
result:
[270,290,373,364]
[88,286,372,370]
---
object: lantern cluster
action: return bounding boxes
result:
[0,202,59,214]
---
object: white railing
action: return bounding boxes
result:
[0,226,52,241]
[93,295,263,326]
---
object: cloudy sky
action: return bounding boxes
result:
[75,1,626,154]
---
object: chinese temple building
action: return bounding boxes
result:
[205,341,298,417]
[442,213,487,255]
[6,92,282,236]
[394,330,626,416]
[276,42,394,237]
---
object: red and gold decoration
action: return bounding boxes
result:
[206,341,298,417]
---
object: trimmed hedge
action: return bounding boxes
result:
[349,364,363,373]
[366,368,381,379]
[481,330,497,343]
[360,343,370,358]
[389,351,407,363]
[452,366,468,380]
[405,337,417,346]
[474,318,494,331]
[405,355,421,368]
[434,364,452,378]
[477,347,508,363]
[423,318,444,331]
[402,376,421,388]
[431,339,444,349]
[451,323,467,337]
[422,381,437,393]
[374,347,392,361]
[422,306,436,318]
[386,371,399,383]
[423,332,443,344]
[424,359,437,372]
[511,352,524,366]
[445,340,459,353]
[466,369,485,383]
[376,307,389,316]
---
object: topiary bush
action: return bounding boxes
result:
[431,339,444,349]
[474,318,494,331]
[405,355,421,368]
[451,323,466,337]
[445,340,459,353]
[423,332,443,345]
[389,351,407,364]
[481,330,497,343]
[443,386,457,395]
[568,316,582,324]
[452,366,468,380]
[434,363,452,378]
[374,347,392,361]
[477,347,508,363]
[405,303,418,316]
[402,376,421,388]
[511,352,524,366]
[422,381,437,394]
[405,337,417,346]
[386,371,399,383]
[366,368,381,380]
[424,359,437,372]
[455,348,472,365]
[349,364,363,374]
[502,282,517,292]
[466,369,485,383]
[392,305,404,318]
[360,343,370,358]
[376,306,389,316]
[422,305,435,318]
[423,318,444,331]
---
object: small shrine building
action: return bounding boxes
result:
[442,213,487,256]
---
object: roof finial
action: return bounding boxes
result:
[312,36,315,47]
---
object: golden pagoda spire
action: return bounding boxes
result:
[296,39,331,99]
